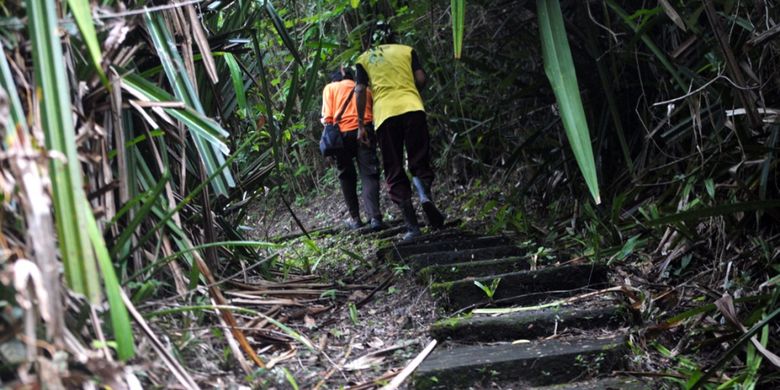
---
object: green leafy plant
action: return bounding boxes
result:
[348,302,359,325]
[473,278,501,300]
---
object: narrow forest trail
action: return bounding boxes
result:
[270,216,656,389]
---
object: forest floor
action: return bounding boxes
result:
[196,171,478,388]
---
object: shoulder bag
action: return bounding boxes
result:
[319,89,355,157]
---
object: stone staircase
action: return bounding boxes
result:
[376,228,649,389]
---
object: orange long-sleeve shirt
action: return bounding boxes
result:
[321,79,373,132]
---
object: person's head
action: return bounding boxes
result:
[371,20,396,45]
[329,66,354,82]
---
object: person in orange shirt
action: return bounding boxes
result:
[321,67,384,231]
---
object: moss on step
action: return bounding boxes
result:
[418,256,530,283]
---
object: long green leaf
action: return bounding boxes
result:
[647,200,780,226]
[0,48,28,143]
[263,0,303,67]
[451,0,465,59]
[27,0,101,302]
[124,133,260,262]
[110,171,170,259]
[689,307,780,389]
[125,242,278,284]
[605,0,687,91]
[66,0,108,87]
[537,0,601,204]
[223,53,248,113]
[84,199,135,360]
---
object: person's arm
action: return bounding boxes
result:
[355,64,370,146]
[411,50,426,90]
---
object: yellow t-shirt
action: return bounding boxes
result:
[356,44,424,129]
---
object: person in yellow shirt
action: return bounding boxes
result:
[354,24,445,241]
[321,67,384,231]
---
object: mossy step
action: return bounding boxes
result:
[418,256,530,283]
[406,245,524,270]
[374,228,477,254]
[529,376,652,389]
[430,264,609,310]
[413,335,626,389]
[430,304,627,342]
[380,235,513,262]
[368,220,464,240]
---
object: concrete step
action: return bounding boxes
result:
[430,303,628,342]
[379,235,513,262]
[413,335,626,389]
[406,245,524,270]
[430,264,609,311]
[418,256,530,283]
[529,377,652,389]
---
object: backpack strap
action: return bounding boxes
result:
[334,89,355,124]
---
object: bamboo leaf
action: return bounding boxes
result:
[451,0,465,59]
[27,0,101,302]
[537,0,601,204]
[350,0,360,9]
[66,0,108,87]
[84,199,135,360]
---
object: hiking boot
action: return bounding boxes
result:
[369,217,386,232]
[398,199,421,242]
[412,177,445,229]
[345,218,364,230]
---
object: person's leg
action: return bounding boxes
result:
[404,111,444,229]
[336,130,361,225]
[356,124,382,223]
[404,111,434,186]
[377,117,419,240]
[377,116,412,205]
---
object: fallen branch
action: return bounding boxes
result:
[121,291,200,389]
[380,339,437,390]
[472,286,624,315]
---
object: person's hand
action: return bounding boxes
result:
[357,123,370,146]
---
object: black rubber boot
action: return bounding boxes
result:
[398,199,421,242]
[412,177,445,229]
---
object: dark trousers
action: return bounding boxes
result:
[335,126,381,220]
[376,111,435,205]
